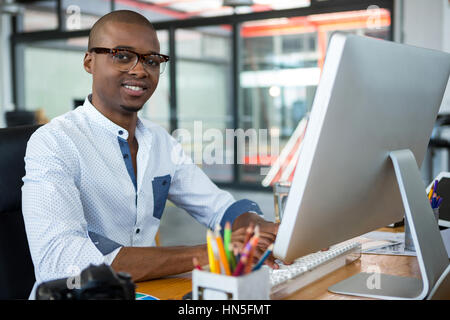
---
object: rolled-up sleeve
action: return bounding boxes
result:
[167,137,263,230]
[220,199,263,230]
[21,128,115,285]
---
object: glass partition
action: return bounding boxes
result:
[238,8,391,183]
[176,26,233,182]
[24,37,90,121]
[13,1,393,188]
[139,30,171,131]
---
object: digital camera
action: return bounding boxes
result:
[35,264,135,300]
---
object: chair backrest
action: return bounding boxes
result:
[5,111,37,127]
[0,125,41,299]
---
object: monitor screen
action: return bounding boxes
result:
[273,33,450,263]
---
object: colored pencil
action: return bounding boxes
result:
[206,229,220,273]
[223,222,233,271]
[232,255,247,276]
[233,234,259,276]
[244,225,260,274]
[192,257,202,271]
[236,223,254,262]
[252,243,274,271]
[232,243,240,270]
[243,223,255,248]
[228,243,237,271]
[215,225,231,276]
[232,237,255,276]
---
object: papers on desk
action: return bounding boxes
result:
[360,231,416,256]
[360,230,450,258]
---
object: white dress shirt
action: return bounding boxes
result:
[22,95,262,298]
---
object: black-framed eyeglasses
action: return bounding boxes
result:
[89,47,170,75]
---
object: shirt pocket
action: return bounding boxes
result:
[152,174,171,220]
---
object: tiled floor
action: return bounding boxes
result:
[158,189,275,246]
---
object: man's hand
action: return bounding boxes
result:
[231,212,280,269]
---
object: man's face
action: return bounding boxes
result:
[84,21,160,114]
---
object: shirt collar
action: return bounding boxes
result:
[81,94,147,140]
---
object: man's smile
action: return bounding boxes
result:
[121,80,149,97]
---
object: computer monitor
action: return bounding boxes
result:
[273,33,450,299]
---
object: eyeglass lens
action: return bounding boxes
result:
[112,50,167,74]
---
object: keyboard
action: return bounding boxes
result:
[269,241,362,299]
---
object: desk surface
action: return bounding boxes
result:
[136,227,421,300]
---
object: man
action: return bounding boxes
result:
[22,10,279,298]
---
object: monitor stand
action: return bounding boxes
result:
[329,149,450,300]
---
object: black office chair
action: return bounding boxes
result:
[0,125,41,299]
[5,111,37,127]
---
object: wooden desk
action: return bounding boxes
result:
[136,228,421,300]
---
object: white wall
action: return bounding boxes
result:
[443,0,450,53]
[396,0,450,53]
[401,0,445,51]
[397,0,450,181]
[398,0,450,114]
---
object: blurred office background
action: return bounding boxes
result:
[1,0,450,245]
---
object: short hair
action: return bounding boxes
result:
[88,10,155,50]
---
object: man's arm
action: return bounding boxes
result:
[110,133,280,281]
[110,245,208,282]
[164,136,280,269]
[110,212,280,282]
[22,129,109,283]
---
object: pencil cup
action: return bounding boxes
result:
[192,267,270,300]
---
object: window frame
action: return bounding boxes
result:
[10,0,395,190]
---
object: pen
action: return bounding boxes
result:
[252,243,274,271]
[437,197,443,208]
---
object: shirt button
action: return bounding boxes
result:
[118,130,123,135]
[136,228,140,234]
